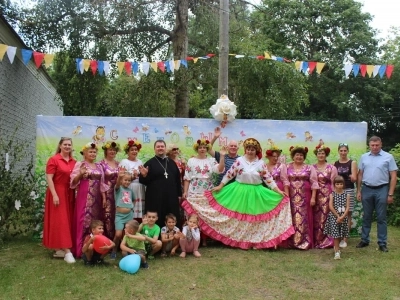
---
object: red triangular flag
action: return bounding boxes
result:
[256,55,265,60]
[360,64,367,77]
[308,61,317,74]
[386,65,394,79]
[124,61,132,75]
[186,56,194,61]
[90,60,98,75]
[157,61,165,73]
[33,51,45,69]
[206,53,216,58]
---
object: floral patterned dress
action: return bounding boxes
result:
[268,163,289,192]
[182,157,294,249]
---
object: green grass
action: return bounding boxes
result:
[1,224,400,300]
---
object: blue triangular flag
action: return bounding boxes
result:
[132,61,139,76]
[181,59,187,68]
[302,61,309,73]
[353,64,360,77]
[97,61,104,75]
[276,57,284,62]
[21,49,33,65]
[165,61,170,73]
[75,58,82,73]
[378,65,387,78]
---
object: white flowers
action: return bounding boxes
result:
[209,95,237,122]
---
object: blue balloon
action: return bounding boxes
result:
[119,254,141,274]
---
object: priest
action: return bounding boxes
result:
[139,140,182,228]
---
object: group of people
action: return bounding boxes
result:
[42,131,397,265]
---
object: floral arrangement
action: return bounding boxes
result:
[209,94,237,128]
[193,139,210,151]
[80,142,98,155]
[265,145,282,157]
[123,140,142,153]
[289,145,308,153]
[313,144,331,156]
[102,141,121,152]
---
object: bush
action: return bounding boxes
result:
[388,143,400,226]
[0,138,41,243]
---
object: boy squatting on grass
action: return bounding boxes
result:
[110,168,135,259]
[139,211,162,259]
[160,213,182,257]
[82,220,115,265]
[120,220,149,269]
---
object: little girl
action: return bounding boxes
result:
[179,214,201,258]
[324,176,350,260]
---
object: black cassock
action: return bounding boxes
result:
[139,156,182,228]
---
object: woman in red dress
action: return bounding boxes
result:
[43,137,77,263]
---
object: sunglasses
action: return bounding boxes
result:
[172,148,179,151]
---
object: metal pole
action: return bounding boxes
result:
[218,0,229,97]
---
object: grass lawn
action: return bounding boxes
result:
[1,224,400,300]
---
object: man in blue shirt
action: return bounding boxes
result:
[356,136,398,252]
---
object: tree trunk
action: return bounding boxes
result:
[173,0,189,117]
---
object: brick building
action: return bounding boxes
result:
[0,15,62,164]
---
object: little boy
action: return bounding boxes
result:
[139,211,162,259]
[160,213,181,257]
[82,220,115,266]
[120,220,148,269]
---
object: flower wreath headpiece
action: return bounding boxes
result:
[102,141,121,152]
[123,140,142,153]
[193,139,210,151]
[289,145,308,154]
[243,138,262,159]
[313,144,331,156]
[80,142,98,155]
[265,145,282,157]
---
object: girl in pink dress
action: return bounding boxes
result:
[70,142,108,258]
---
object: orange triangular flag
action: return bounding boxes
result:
[44,54,55,68]
[264,52,271,59]
[33,51,45,68]
[150,62,158,72]
[316,62,325,74]
[366,65,374,77]
[0,44,8,61]
[193,57,199,63]
[83,59,90,71]
[116,62,125,74]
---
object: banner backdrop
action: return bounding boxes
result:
[35,116,367,238]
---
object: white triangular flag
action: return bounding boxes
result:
[103,61,110,75]
[169,60,175,73]
[79,60,84,74]
[6,46,17,63]
[142,62,150,75]
[235,55,245,58]
[372,65,381,77]
[344,64,353,77]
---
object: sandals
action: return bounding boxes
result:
[53,250,66,258]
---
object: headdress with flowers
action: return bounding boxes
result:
[313,144,331,156]
[80,142,98,155]
[243,138,262,159]
[102,141,121,152]
[193,139,211,151]
[123,140,142,154]
[265,145,282,157]
[289,145,308,157]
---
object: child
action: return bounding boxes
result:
[324,176,350,260]
[110,168,135,259]
[82,220,115,265]
[160,213,181,257]
[179,214,201,258]
[120,220,148,269]
[139,211,162,259]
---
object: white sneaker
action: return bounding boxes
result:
[334,251,341,260]
[64,252,76,263]
[339,240,347,248]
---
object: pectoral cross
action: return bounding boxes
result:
[164,171,168,179]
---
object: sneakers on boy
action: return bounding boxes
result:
[64,252,76,264]
[334,251,341,260]
[141,262,149,269]
[339,240,347,248]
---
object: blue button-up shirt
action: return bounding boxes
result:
[358,149,398,186]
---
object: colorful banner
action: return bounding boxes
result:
[35,116,368,238]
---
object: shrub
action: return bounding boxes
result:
[0,138,41,243]
[388,143,400,226]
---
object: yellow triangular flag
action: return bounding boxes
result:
[0,44,8,61]
[193,57,199,63]
[174,60,180,70]
[83,59,90,71]
[150,62,158,72]
[116,62,125,74]
[316,62,325,74]
[366,65,374,77]
[44,54,55,68]
[264,52,271,59]
[229,53,237,56]
[295,61,302,71]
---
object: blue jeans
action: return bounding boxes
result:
[361,185,389,246]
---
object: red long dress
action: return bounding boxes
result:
[43,154,76,249]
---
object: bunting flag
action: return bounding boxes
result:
[379,65,387,78]
[132,61,139,75]
[33,51,45,68]
[142,61,150,75]
[169,60,175,73]
[104,61,110,75]
[157,61,165,73]
[366,65,374,77]
[181,59,187,68]
[6,46,17,63]
[372,65,381,77]
[150,62,158,72]
[295,61,302,71]
[301,61,309,74]
[90,60,98,75]
[44,54,54,68]
[316,62,325,74]
[308,61,317,74]
[124,61,131,75]
[98,61,104,75]
[174,60,181,70]
[21,49,33,65]
[116,61,124,74]
[360,64,367,77]
[264,52,271,59]
[75,58,82,74]
[193,57,199,63]
[83,59,90,72]
[353,64,360,77]
[386,65,394,79]
[0,44,7,61]
[344,64,353,77]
